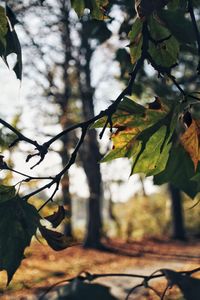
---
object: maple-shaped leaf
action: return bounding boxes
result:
[97,97,178,176]
[180,119,200,170]
[0,195,40,284]
[45,205,65,228]
[94,96,167,129]
[39,225,77,251]
[130,124,172,176]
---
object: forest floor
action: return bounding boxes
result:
[1,238,200,299]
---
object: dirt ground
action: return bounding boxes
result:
[1,238,200,299]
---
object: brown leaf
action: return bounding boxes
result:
[45,205,65,228]
[180,119,200,170]
[39,225,77,251]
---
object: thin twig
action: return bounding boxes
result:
[6,166,51,180]
[125,283,144,300]
[37,179,60,211]
[160,283,170,300]
[0,118,39,148]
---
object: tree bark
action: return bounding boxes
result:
[56,0,73,237]
[80,133,103,248]
[169,184,186,240]
[78,21,103,248]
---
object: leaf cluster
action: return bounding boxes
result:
[89,0,200,199]
[1,0,200,287]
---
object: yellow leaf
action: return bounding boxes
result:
[180,119,200,170]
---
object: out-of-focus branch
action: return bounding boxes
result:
[2,8,200,207]
[0,118,40,149]
[39,267,200,300]
[0,19,192,206]
[188,0,200,73]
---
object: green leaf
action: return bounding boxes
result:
[159,10,196,44]
[101,127,141,161]
[128,18,143,64]
[71,0,108,20]
[154,145,200,198]
[131,105,177,176]
[0,6,8,55]
[0,196,39,284]
[148,16,179,68]
[101,97,178,176]
[94,97,146,129]
[131,124,172,176]
[90,0,109,20]
[71,0,85,17]
[0,185,16,204]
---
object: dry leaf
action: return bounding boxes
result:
[39,225,77,251]
[45,205,65,228]
[180,119,200,170]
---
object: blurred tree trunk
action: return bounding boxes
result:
[169,184,186,240]
[78,21,103,249]
[53,0,73,237]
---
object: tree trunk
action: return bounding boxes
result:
[80,132,103,248]
[57,0,73,237]
[78,21,103,248]
[169,184,186,240]
[60,147,72,236]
